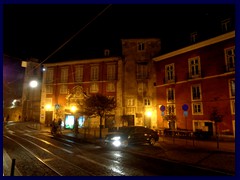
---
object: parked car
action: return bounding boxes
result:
[104,126,159,148]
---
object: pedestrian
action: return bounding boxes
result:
[58,118,62,134]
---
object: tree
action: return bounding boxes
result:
[83,94,116,139]
[163,113,177,130]
[163,106,177,130]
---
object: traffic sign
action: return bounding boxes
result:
[182,104,188,111]
[160,105,165,112]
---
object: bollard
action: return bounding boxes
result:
[10,159,16,176]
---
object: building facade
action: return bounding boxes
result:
[22,58,42,122]
[40,38,161,130]
[153,31,235,137]
[40,57,122,129]
[121,38,161,129]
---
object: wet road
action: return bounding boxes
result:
[3,122,231,176]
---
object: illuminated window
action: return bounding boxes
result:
[191,84,201,101]
[127,99,134,107]
[165,63,175,82]
[229,79,235,97]
[60,67,68,83]
[90,65,99,81]
[107,64,116,80]
[230,100,235,115]
[60,85,68,94]
[167,88,175,102]
[46,68,54,83]
[106,83,115,92]
[166,104,175,115]
[188,56,201,78]
[225,47,235,72]
[46,85,53,94]
[192,102,203,115]
[90,83,99,93]
[144,99,150,106]
[75,65,83,82]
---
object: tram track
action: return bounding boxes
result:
[4,134,98,176]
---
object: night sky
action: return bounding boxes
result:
[3,4,235,63]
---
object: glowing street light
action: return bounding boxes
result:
[29,80,38,88]
[146,111,152,117]
[70,106,77,113]
[45,104,52,111]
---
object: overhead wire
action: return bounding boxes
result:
[28,4,112,74]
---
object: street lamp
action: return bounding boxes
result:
[146,111,152,117]
[70,106,77,113]
[70,106,79,135]
[29,80,38,88]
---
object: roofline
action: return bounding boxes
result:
[153,31,235,62]
[43,56,122,66]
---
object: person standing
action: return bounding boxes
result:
[58,118,62,134]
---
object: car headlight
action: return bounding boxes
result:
[111,136,121,141]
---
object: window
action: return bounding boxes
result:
[137,42,145,51]
[107,64,116,80]
[60,68,68,83]
[166,104,175,115]
[144,99,150,106]
[46,68,54,83]
[191,84,201,100]
[90,83,98,93]
[91,65,99,81]
[167,88,175,102]
[126,107,135,114]
[46,85,53,94]
[106,83,115,92]
[75,65,83,82]
[127,99,134,107]
[230,100,235,115]
[60,85,68,94]
[225,47,235,72]
[192,102,203,115]
[165,64,175,82]
[188,56,201,78]
[229,79,235,97]
[137,63,148,79]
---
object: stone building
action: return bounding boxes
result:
[120,38,161,129]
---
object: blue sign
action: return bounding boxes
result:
[183,111,188,117]
[182,104,188,111]
[160,105,165,112]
